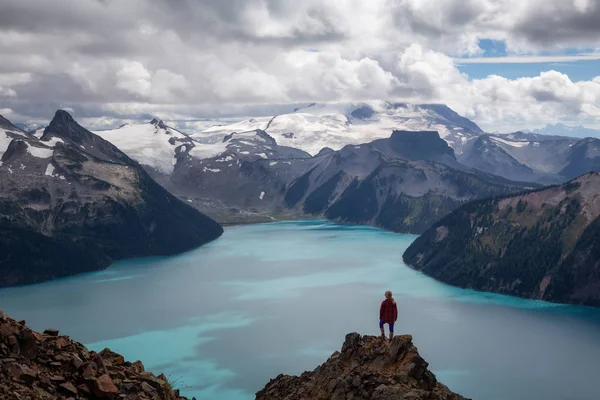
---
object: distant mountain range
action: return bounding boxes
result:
[4,103,600,302]
[528,123,600,138]
[0,111,222,287]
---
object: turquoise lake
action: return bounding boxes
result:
[1,220,600,399]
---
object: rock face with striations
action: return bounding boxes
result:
[256,333,467,400]
[0,311,189,399]
[0,110,223,287]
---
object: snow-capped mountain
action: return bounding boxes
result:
[529,123,600,138]
[94,118,227,175]
[1,115,30,163]
[193,102,484,156]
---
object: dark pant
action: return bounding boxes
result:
[379,319,394,332]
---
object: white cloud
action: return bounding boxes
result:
[1,0,600,131]
[389,45,600,132]
[115,61,152,98]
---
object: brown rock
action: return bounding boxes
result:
[77,383,92,396]
[50,375,66,382]
[72,354,84,369]
[18,330,38,359]
[6,363,36,382]
[256,333,468,400]
[139,372,166,388]
[132,360,145,373]
[43,329,59,336]
[81,362,95,379]
[35,387,54,399]
[121,382,137,393]
[59,382,78,396]
[141,381,155,394]
[90,374,119,398]
[39,374,52,387]
[0,313,192,400]
[54,354,69,362]
[8,335,17,345]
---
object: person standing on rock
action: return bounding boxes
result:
[379,290,398,340]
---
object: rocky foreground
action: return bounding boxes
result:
[0,311,190,399]
[256,333,467,400]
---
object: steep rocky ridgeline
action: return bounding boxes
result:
[285,131,531,234]
[256,332,468,400]
[560,137,600,180]
[0,111,223,287]
[0,311,190,399]
[403,172,600,306]
[458,131,600,185]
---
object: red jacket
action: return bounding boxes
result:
[380,299,398,324]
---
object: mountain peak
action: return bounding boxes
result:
[257,332,467,400]
[42,110,87,144]
[51,110,75,125]
[386,130,456,162]
[150,117,168,130]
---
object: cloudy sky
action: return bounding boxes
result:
[1,0,600,132]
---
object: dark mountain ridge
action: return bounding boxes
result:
[0,111,223,287]
[403,172,600,306]
[284,130,532,233]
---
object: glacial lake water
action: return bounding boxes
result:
[1,220,600,400]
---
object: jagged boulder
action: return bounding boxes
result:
[256,333,468,400]
[0,311,189,399]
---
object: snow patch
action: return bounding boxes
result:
[198,102,479,155]
[0,131,13,159]
[269,161,278,166]
[490,136,530,148]
[215,155,235,163]
[257,153,267,159]
[259,191,265,200]
[44,137,64,147]
[203,167,221,173]
[26,143,54,158]
[45,163,55,177]
[96,122,207,174]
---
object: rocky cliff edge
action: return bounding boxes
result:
[256,332,468,400]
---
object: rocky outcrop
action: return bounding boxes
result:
[0,311,189,399]
[403,172,600,307]
[256,333,467,400]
